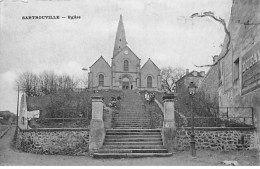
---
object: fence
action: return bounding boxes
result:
[183,107,254,128]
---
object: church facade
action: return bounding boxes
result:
[88,15,161,91]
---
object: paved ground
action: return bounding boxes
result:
[0,126,259,166]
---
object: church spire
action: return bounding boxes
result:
[113,15,127,57]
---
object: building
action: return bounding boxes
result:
[175,69,205,93]
[199,58,219,103]
[216,0,259,149]
[88,15,161,91]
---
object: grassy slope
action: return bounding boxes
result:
[28,89,123,128]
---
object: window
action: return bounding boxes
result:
[147,76,152,88]
[124,60,129,71]
[98,74,104,86]
[234,58,239,82]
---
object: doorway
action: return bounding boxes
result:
[122,82,130,90]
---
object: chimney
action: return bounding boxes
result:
[200,71,205,77]
[186,69,189,75]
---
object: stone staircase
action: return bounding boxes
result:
[93,90,172,158]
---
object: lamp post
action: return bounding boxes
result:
[16,85,19,127]
[188,81,197,157]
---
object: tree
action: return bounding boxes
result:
[190,11,231,67]
[161,66,185,92]
[17,71,39,96]
[175,88,219,127]
[17,71,80,96]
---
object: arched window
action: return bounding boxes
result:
[98,74,104,86]
[147,76,152,88]
[123,60,129,71]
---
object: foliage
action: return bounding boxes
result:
[0,111,16,125]
[46,91,91,119]
[30,89,123,128]
[160,66,185,92]
[17,71,80,96]
[175,88,219,118]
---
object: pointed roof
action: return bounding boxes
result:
[113,15,127,58]
[90,55,111,69]
[141,58,160,71]
[112,46,141,60]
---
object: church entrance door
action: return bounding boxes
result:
[122,82,130,90]
[121,77,130,90]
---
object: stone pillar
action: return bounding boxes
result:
[89,95,105,153]
[161,93,177,152]
[19,93,29,129]
[163,93,176,129]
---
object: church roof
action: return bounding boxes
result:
[112,45,141,60]
[90,55,111,69]
[141,58,160,71]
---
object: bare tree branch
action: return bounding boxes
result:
[191,11,231,67]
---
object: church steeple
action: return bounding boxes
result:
[113,15,127,58]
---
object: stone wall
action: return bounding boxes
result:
[176,127,255,151]
[217,0,260,149]
[16,128,89,156]
[199,64,219,103]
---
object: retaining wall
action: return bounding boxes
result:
[176,127,256,151]
[16,128,89,156]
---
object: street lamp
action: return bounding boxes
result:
[188,81,197,157]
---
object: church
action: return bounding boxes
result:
[88,15,161,91]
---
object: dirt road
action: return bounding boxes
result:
[0,126,259,166]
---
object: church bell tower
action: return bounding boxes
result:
[113,15,127,58]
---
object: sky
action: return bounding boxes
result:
[0,0,232,114]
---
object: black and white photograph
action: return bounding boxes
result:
[0,0,259,166]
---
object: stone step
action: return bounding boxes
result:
[114,117,149,120]
[113,126,151,129]
[114,122,150,124]
[113,127,151,129]
[114,119,150,121]
[115,115,147,117]
[98,148,168,153]
[106,129,160,132]
[93,152,173,159]
[105,138,162,142]
[114,116,149,118]
[114,121,150,124]
[105,135,162,139]
[103,142,162,146]
[113,124,150,126]
[114,124,151,126]
[101,145,164,149]
[114,116,150,121]
[115,113,147,115]
[113,122,150,124]
[114,117,149,119]
[114,124,150,126]
[113,121,150,123]
[106,131,160,135]
[113,122,151,125]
